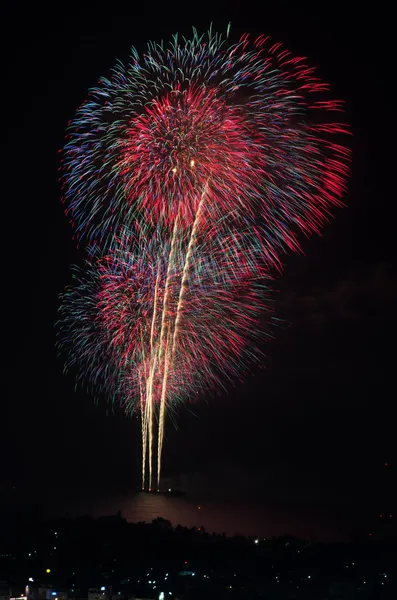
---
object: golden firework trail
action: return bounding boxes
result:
[156,182,208,488]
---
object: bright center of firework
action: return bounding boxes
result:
[145,88,222,175]
[161,108,199,172]
[121,85,252,224]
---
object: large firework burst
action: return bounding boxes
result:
[62,29,349,262]
[58,227,272,488]
[59,27,350,488]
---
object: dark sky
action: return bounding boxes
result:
[2,2,396,533]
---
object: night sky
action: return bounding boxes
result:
[2,2,396,534]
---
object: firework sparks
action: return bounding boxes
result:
[58,227,272,485]
[59,27,350,488]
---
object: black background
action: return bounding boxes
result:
[1,1,395,531]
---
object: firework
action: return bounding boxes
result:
[62,28,349,265]
[58,226,272,488]
[59,27,350,488]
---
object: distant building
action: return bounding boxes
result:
[88,588,110,600]
[0,581,10,600]
[38,589,67,600]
